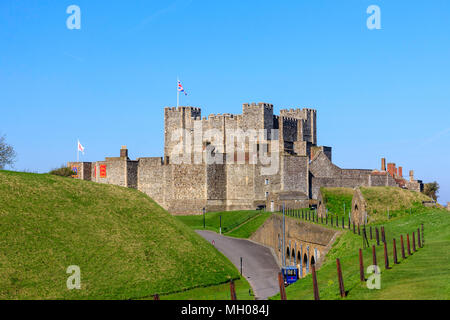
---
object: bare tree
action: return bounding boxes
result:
[0,135,17,170]
[423,181,439,201]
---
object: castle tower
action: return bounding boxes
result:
[164,106,201,164]
[242,102,274,133]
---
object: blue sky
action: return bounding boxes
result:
[1,0,449,204]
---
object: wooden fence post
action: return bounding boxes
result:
[376,227,380,246]
[336,258,346,298]
[400,235,406,259]
[370,226,372,240]
[383,241,390,269]
[359,249,365,282]
[277,273,286,300]
[407,234,411,256]
[372,245,377,267]
[311,265,320,301]
[393,238,398,264]
[412,232,416,252]
[230,280,237,300]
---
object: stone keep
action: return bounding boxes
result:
[69,102,424,215]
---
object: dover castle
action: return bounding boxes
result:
[69,103,423,215]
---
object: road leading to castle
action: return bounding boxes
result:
[196,230,280,300]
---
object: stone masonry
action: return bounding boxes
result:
[68,102,424,215]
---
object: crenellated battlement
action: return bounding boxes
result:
[164,106,202,118]
[281,116,298,123]
[280,107,316,120]
[243,102,274,111]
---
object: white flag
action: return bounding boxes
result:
[78,140,85,155]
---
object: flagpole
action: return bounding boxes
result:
[77,139,79,162]
[177,77,179,107]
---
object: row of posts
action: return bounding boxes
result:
[277,223,424,300]
[283,207,367,235]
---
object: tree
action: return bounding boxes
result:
[0,135,17,170]
[423,181,439,201]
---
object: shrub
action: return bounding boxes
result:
[49,166,75,177]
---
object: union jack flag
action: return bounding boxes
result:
[177,80,188,96]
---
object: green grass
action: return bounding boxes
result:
[361,186,433,222]
[159,278,254,300]
[321,187,354,218]
[270,207,450,300]
[225,213,272,238]
[0,170,242,299]
[176,210,261,235]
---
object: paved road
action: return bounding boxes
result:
[196,230,280,300]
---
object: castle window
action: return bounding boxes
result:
[265,179,270,185]
[265,192,269,198]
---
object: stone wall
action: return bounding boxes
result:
[67,162,91,180]
[67,103,426,216]
[309,151,399,199]
[266,192,309,212]
[251,214,341,274]
[281,155,309,196]
[351,188,368,225]
[127,160,138,189]
[137,157,166,208]
[165,164,207,215]
[225,164,256,211]
[206,163,227,212]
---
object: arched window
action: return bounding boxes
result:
[303,253,308,265]
[311,255,316,266]
[286,247,290,259]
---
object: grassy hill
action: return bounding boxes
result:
[360,186,433,220]
[176,210,271,239]
[320,187,354,217]
[0,170,243,299]
[321,186,434,222]
[271,206,450,300]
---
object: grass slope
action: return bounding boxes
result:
[159,278,253,300]
[0,171,241,299]
[361,186,433,221]
[271,207,450,300]
[176,210,260,235]
[225,213,272,238]
[321,187,354,217]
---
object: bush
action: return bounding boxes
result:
[49,166,75,177]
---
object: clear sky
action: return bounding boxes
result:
[1,0,449,204]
